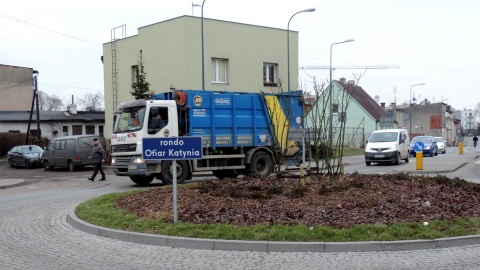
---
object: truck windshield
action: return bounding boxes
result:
[113,107,146,133]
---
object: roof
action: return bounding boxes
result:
[0,111,105,122]
[337,80,387,121]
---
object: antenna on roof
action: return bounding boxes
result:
[374,95,380,103]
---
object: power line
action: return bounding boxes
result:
[42,84,103,91]
[0,12,101,46]
[0,11,140,58]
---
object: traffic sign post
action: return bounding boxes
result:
[143,137,203,223]
[414,141,424,170]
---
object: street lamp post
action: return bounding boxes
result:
[201,0,206,90]
[329,39,354,141]
[192,2,201,16]
[409,83,426,136]
[286,8,315,168]
[287,8,315,94]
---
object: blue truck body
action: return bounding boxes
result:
[152,90,303,149]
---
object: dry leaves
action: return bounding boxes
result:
[115,173,480,228]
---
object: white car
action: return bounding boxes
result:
[433,137,446,153]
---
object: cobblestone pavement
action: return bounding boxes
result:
[2,189,480,270]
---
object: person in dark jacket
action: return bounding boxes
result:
[88,138,106,181]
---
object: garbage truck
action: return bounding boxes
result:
[110,89,304,185]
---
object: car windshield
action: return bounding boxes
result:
[369,132,398,142]
[434,137,444,143]
[411,137,432,144]
[21,146,43,154]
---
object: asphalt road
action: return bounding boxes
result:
[2,148,480,269]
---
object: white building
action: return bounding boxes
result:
[455,109,478,134]
[0,106,105,140]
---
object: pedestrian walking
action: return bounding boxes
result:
[88,138,106,181]
[474,135,478,148]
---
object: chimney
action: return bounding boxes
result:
[67,104,77,115]
[347,80,355,85]
[339,78,346,83]
[381,102,385,109]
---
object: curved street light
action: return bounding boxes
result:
[287,8,315,93]
[329,39,354,141]
[409,83,426,136]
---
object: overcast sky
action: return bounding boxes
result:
[1,0,479,111]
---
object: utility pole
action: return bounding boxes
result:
[26,71,39,145]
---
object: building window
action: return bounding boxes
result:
[62,126,68,136]
[338,112,347,122]
[8,130,20,133]
[263,63,278,87]
[131,65,140,84]
[211,58,227,83]
[332,104,339,114]
[99,125,104,137]
[86,125,95,135]
[72,125,82,135]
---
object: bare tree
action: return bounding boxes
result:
[37,91,65,111]
[77,91,104,111]
[304,73,365,180]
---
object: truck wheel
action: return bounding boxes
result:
[130,175,155,186]
[44,160,54,171]
[161,160,189,185]
[249,152,273,177]
[212,170,239,180]
[68,161,75,172]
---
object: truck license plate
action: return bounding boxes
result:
[374,155,385,158]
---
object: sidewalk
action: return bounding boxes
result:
[392,153,478,174]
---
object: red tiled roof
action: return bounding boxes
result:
[337,80,387,121]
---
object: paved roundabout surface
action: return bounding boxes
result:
[2,153,480,269]
[1,185,480,269]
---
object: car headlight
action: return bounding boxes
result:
[425,146,431,150]
[111,158,116,164]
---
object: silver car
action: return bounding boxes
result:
[433,137,446,154]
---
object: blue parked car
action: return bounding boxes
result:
[410,136,438,157]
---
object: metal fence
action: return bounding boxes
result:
[289,127,365,148]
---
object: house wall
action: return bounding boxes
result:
[0,65,34,111]
[102,16,297,138]
[0,122,104,140]
[305,82,379,148]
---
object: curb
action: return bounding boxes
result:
[67,207,480,253]
[392,162,468,174]
[0,179,25,189]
